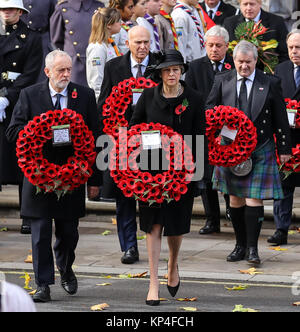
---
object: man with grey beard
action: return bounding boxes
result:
[6,50,101,303]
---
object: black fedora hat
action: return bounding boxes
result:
[155,49,189,73]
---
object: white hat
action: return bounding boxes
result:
[0,0,29,13]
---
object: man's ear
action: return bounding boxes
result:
[44,67,50,78]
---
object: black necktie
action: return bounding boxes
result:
[213,61,221,73]
[54,93,62,110]
[208,10,214,19]
[296,66,300,88]
[239,77,248,116]
[136,64,143,78]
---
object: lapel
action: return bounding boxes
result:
[203,55,215,80]
[223,69,237,107]
[119,52,134,78]
[291,62,300,99]
[250,70,269,122]
[259,9,270,28]
[67,82,77,110]
[39,80,55,111]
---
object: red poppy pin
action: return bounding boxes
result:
[224,63,232,70]
[72,88,78,99]
[175,98,189,115]
[215,11,222,16]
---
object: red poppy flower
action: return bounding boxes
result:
[224,63,232,70]
[72,89,78,99]
[215,11,222,16]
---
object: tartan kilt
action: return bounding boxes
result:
[212,140,283,200]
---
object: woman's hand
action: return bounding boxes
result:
[279,154,291,164]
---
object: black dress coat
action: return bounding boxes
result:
[130,81,205,236]
[206,68,292,156]
[275,60,300,187]
[6,81,101,219]
[223,9,289,63]
[199,1,237,25]
[98,51,157,198]
[0,20,43,186]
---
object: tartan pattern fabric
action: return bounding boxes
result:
[159,9,179,50]
[212,141,284,200]
[144,13,161,51]
[174,4,205,48]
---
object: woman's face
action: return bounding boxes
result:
[119,0,134,21]
[161,65,182,87]
[134,0,148,18]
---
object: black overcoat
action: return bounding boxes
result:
[0,20,43,185]
[129,81,205,236]
[6,81,101,219]
[275,60,300,187]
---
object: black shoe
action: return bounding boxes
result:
[59,269,78,295]
[20,225,31,234]
[121,246,139,264]
[32,286,51,302]
[199,220,220,234]
[227,245,246,262]
[267,230,287,245]
[146,299,160,306]
[167,265,180,297]
[246,247,261,264]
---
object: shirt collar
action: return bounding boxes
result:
[49,82,68,97]
[210,57,225,65]
[237,69,256,82]
[130,54,149,68]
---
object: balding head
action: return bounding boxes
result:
[126,26,150,63]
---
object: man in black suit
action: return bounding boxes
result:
[199,0,237,25]
[186,25,233,234]
[206,40,291,264]
[223,0,289,63]
[269,30,300,245]
[6,50,101,302]
[98,25,157,265]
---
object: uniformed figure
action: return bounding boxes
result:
[171,0,207,62]
[50,0,105,87]
[0,0,43,209]
[21,0,57,81]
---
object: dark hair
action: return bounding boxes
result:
[109,0,130,10]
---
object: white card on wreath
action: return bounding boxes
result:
[220,125,238,141]
[141,130,161,150]
[287,109,297,127]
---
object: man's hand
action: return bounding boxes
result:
[87,186,100,200]
[279,154,291,164]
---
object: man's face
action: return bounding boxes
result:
[205,35,228,62]
[287,34,300,66]
[45,56,72,92]
[0,8,23,25]
[240,0,261,20]
[234,51,257,77]
[119,0,134,21]
[146,0,162,16]
[127,28,150,63]
[205,0,220,8]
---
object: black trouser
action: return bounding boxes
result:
[28,217,79,286]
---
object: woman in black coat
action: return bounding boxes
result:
[130,49,205,305]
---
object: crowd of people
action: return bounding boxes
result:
[0,0,300,307]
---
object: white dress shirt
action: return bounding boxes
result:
[130,54,149,78]
[49,83,68,109]
[205,1,221,19]
[237,70,256,98]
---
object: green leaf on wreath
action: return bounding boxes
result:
[143,190,150,196]
[163,180,172,187]
[35,186,42,195]
[148,200,156,206]
[166,198,174,204]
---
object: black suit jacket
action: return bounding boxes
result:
[199,1,236,25]
[185,54,234,102]
[223,9,288,63]
[275,60,300,186]
[6,80,101,219]
[206,69,292,155]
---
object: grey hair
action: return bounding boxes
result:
[287,29,300,42]
[45,50,72,69]
[233,40,258,60]
[204,25,229,44]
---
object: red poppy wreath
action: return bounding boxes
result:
[16,109,96,199]
[206,105,257,167]
[102,77,157,137]
[109,122,195,205]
